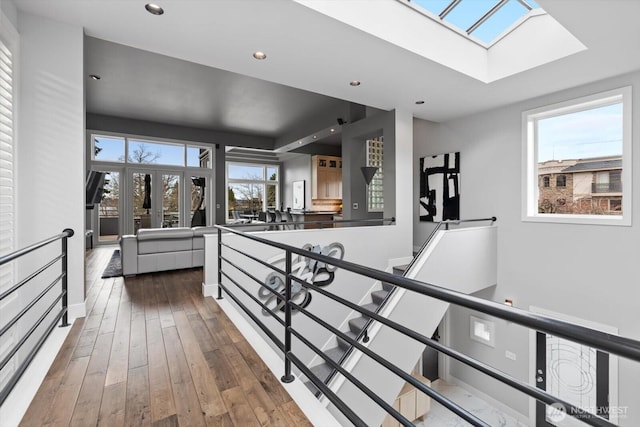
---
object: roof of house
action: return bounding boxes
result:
[562,159,622,173]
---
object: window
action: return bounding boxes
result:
[0,14,17,392]
[227,162,279,220]
[542,176,550,187]
[403,0,542,46]
[91,135,212,168]
[522,87,632,225]
[367,137,384,212]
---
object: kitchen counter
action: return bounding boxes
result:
[289,211,341,229]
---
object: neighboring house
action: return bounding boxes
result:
[538,156,622,215]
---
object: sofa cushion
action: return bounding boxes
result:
[137,227,193,240]
[138,227,194,255]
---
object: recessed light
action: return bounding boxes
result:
[298,141,303,145]
[416,100,425,104]
[313,135,317,139]
[253,51,267,60]
[145,3,164,15]
[89,74,101,80]
[349,80,361,86]
[330,128,335,132]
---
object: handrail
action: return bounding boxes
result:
[213,221,640,427]
[323,216,497,388]
[223,216,396,229]
[0,228,74,406]
[214,222,640,361]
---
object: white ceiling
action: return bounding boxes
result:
[11,0,640,138]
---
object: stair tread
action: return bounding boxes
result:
[361,302,379,315]
[392,264,409,274]
[371,289,391,304]
[337,331,358,350]
[349,316,368,333]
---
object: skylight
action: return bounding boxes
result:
[407,0,542,45]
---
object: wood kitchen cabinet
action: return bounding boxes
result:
[381,375,431,427]
[311,155,342,199]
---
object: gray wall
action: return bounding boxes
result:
[342,110,396,221]
[413,70,640,424]
[281,154,311,210]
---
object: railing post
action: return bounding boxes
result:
[281,249,294,383]
[217,227,223,300]
[60,228,73,327]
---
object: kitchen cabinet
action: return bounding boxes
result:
[311,155,342,199]
[381,375,431,427]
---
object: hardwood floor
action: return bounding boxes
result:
[20,246,310,427]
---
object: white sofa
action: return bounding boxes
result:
[120,226,217,276]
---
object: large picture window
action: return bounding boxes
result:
[227,162,279,221]
[522,87,632,225]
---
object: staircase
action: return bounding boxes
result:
[298,224,497,426]
[305,265,408,396]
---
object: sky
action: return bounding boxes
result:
[410,0,540,44]
[94,137,204,167]
[537,103,623,162]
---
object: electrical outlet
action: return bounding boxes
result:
[216,204,221,208]
[505,350,517,361]
[353,203,359,209]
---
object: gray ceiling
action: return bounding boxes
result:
[85,36,353,145]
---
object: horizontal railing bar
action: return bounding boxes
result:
[220,241,286,276]
[215,221,640,361]
[220,255,285,302]
[286,352,368,427]
[289,327,413,427]
[0,272,64,337]
[217,282,284,352]
[0,291,65,371]
[0,230,72,266]
[222,216,396,228]
[0,254,64,301]
[442,216,496,224]
[298,280,615,427]
[220,270,285,327]
[291,302,490,427]
[0,307,66,406]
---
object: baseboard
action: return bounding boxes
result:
[0,319,75,427]
[447,374,531,426]
[67,302,86,319]
[202,282,217,297]
[211,296,342,427]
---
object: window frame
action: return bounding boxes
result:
[226,162,280,221]
[521,86,632,226]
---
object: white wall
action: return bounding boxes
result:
[282,154,311,210]
[204,225,411,365]
[413,70,640,424]
[17,11,85,317]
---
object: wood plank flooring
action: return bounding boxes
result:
[20,246,310,427]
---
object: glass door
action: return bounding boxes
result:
[161,173,181,228]
[132,171,155,233]
[131,170,185,232]
[97,171,121,243]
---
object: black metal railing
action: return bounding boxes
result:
[320,217,497,389]
[0,229,74,405]
[592,182,622,193]
[223,216,396,231]
[213,221,640,427]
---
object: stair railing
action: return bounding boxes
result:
[326,216,497,385]
[0,229,74,405]
[214,221,640,427]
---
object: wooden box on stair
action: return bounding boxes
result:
[381,374,431,427]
